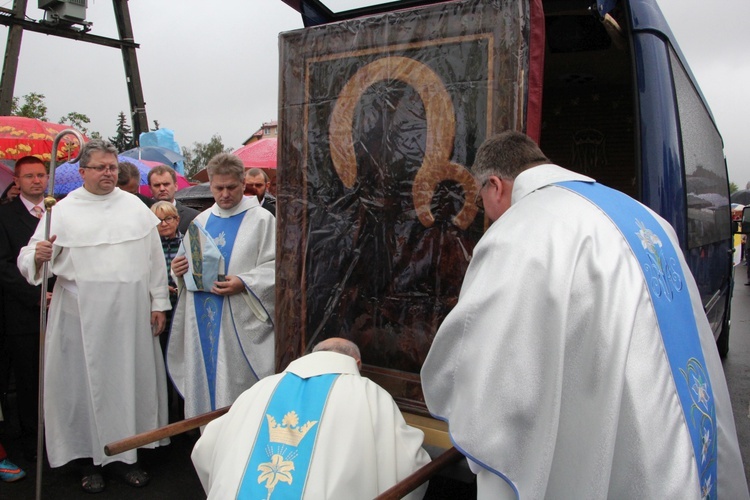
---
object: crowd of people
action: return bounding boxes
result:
[0,131,748,499]
[0,139,431,497]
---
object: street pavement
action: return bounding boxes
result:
[0,432,205,499]
[722,265,750,487]
[3,273,750,498]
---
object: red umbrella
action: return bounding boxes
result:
[0,116,86,162]
[193,138,277,182]
[232,138,277,169]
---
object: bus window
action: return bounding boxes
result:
[672,48,730,249]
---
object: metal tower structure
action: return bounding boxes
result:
[0,0,149,139]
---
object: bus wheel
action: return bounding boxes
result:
[717,316,730,359]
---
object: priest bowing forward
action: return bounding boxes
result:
[168,153,276,419]
[192,338,431,500]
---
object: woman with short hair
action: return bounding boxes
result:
[150,200,183,422]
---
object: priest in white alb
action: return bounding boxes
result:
[421,131,749,499]
[192,337,431,499]
[168,152,275,419]
[18,139,171,493]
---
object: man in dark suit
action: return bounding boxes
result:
[148,164,199,234]
[244,167,276,216]
[0,156,54,458]
[117,161,155,207]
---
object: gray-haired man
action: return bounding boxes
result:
[18,139,171,492]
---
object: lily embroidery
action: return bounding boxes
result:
[692,373,710,407]
[258,454,294,500]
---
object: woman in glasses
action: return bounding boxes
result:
[151,200,184,423]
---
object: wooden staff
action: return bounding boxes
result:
[108,407,464,498]
[104,405,230,456]
[374,446,464,500]
[36,129,85,500]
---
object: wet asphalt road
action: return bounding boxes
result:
[721,267,750,485]
[3,271,750,499]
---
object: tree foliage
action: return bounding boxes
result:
[730,182,739,195]
[10,92,99,139]
[109,111,135,152]
[182,134,230,180]
[59,111,92,135]
[11,92,48,121]
[8,92,239,179]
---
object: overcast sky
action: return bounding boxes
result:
[0,0,747,185]
[0,0,301,149]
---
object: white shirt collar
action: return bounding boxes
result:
[285,351,360,379]
[209,195,259,218]
[512,164,594,206]
[19,194,44,213]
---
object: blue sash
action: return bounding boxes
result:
[238,373,338,499]
[193,213,245,410]
[558,181,717,496]
[205,213,244,271]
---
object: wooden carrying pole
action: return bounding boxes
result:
[108,409,463,498]
[374,446,464,500]
[104,405,230,457]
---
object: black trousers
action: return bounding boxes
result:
[5,334,40,435]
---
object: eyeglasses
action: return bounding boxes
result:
[474,178,489,210]
[82,165,118,173]
[17,173,48,180]
[158,215,178,224]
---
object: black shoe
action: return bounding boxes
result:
[744,282,750,286]
[81,465,105,494]
[108,461,150,488]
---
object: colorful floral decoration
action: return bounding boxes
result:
[0,118,85,162]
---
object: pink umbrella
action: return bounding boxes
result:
[193,138,278,182]
[137,159,192,197]
[232,138,277,169]
[0,161,15,196]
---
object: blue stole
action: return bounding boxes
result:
[238,373,338,500]
[193,212,245,410]
[558,181,717,496]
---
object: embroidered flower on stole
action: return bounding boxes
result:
[701,427,711,465]
[635,219,683,300]
[636,219,662,254]
[701,475,713,500]
[256,410,318,499]
[692,373,710,407]
[681,359,716,499]
[258,454,294,499]
[214,231,227,249]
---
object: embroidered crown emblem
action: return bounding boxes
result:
[266,411,317,447]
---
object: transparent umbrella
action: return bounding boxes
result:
[120,146,184,165]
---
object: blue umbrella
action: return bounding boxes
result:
[120,146,184,165]
[53,155,152,196]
